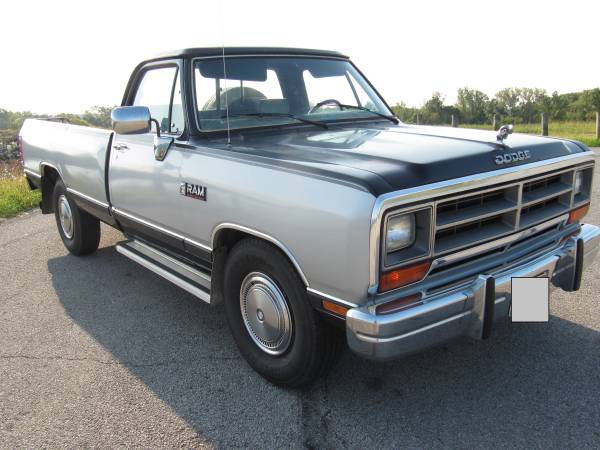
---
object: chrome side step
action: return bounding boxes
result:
[116,240,211,304]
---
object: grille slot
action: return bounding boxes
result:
[432,166,586,256]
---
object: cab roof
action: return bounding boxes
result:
[146,47,349,63]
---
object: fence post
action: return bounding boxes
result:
[596,111,600,139]
[451,114,458,127]
[492,114,498,130]
[416,114,420,125]
[541,112,549,136]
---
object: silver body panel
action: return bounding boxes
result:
[21,119,375,304]
[108,136,375,303]
[20,119,113,205]
[108,133,185,234]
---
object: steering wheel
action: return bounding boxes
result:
[309,99,344,114]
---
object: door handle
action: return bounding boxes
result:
[113,143,129,151]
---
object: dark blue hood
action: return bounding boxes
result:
[197,122,587,196]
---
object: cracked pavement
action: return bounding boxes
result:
[1,151,600,448]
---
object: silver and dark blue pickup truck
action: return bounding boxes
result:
[20,47,599,386]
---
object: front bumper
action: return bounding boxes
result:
[346,224,600,360]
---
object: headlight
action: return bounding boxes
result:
[382,206,433,269]
[386,213,415,253]
[574,171,584,195]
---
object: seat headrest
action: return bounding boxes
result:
[258,99,290,115]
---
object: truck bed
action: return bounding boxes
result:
[21,119,113,206]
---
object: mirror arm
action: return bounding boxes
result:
[150,118,161,137]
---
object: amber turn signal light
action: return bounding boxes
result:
[322,300,349,317]
[568,204,590,224]
[379,260,431,293]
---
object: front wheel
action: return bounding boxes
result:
[53,180,101,255]
[224,238,342,387]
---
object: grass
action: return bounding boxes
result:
[0,161,41,219]
[460,121,600,147]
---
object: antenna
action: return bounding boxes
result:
[218,1,231,146]
[221,46,231,146]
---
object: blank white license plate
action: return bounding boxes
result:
[511,277,549,322]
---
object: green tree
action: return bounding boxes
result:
[547,91,570,120]
[494,88,521,120]
[83,105,115,129]
[392,102,419,123]
[455,87,489,124]
[421,92,445,124]
[519,88,547,123]
[583,88,600,114]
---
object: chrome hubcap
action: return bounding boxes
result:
[58,195,74,239]
[240,272,292,355]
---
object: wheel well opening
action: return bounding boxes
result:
[214,228,249,253]
[210,227,308,305]
[40,166,61,213]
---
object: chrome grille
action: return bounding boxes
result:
[433,165,592,256]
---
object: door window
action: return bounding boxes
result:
[133,66,184,134]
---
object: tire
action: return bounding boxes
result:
[53,180,101,256]
[224,237,343,387]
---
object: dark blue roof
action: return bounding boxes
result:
[146,47,348,62]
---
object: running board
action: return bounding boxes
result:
[116,240,211,304]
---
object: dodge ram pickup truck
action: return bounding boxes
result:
[20,47,599,387]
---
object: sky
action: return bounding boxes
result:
[1,0,599,114]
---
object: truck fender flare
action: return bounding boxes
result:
[39,162,64,213]
[39,162,64,181]
[211,223,309,287]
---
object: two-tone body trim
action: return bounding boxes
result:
[66,187,115,225]
[67,188,109,208]
[112,207,212,252]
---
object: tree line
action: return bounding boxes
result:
[2,86,600,159]
[392,87,600,126]
[0,106,114,160]
[0,105,114,131]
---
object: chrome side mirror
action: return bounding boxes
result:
[111,106,151,135]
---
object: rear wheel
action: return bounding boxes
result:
[53,180,100,255]
[224,238,342,387]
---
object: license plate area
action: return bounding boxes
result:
[511,277,549,322]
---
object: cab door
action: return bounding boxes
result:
[109,63,187,253]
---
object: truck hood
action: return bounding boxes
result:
[219,123,587,196]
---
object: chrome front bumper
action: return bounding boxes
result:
[346,224,600,360]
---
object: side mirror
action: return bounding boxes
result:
[111,106,151,135]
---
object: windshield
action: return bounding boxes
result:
[194,57,393,131]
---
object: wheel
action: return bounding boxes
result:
[224,238,343,387]
[53,180,101,256]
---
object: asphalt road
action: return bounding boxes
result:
[2,155,600,449]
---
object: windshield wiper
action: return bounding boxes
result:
[335,104,399,124]
[222,112,329,129]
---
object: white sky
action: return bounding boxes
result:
[1,0,598,114]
